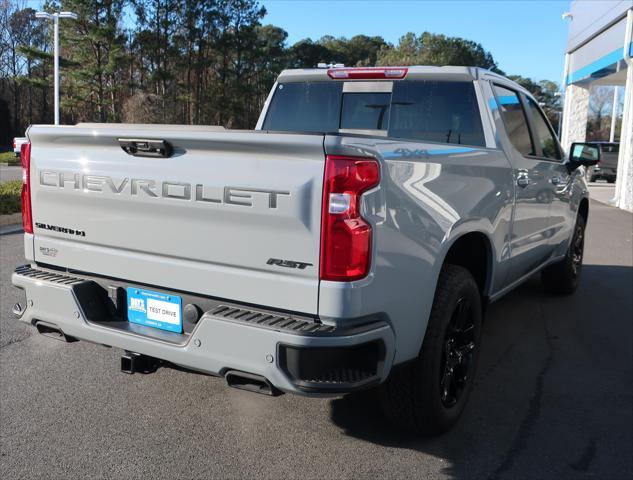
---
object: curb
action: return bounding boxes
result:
[0,213,22,226]
[0,224,23,235]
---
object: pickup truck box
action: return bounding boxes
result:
[12,66,599,434]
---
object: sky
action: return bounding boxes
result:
[260,0,572,83]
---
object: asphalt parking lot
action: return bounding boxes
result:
[586,181,616,206]
[1,200,631,479]
[0,165,21,183]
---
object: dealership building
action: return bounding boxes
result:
[560,0,633,210]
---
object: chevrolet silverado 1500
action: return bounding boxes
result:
[12,66,600,434]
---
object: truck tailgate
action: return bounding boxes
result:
[27,126,325,314]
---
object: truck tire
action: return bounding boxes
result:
[379,265,482,434]
[607,177,615,184]
[541,214,586,295]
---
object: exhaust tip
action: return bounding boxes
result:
[225,370,281,396]
[35,321,77,342]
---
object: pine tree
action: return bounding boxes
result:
[54,0,127,122]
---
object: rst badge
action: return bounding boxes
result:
[267,258,313,270]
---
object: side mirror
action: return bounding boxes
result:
[567,142,600,172]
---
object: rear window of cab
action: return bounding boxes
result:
[262,80,486,147]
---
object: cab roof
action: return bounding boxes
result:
[278,66,497,82]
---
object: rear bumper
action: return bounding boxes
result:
[12,265,395,396]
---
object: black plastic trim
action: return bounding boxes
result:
[278,340,386,393]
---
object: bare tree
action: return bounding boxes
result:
[589,86,614,123]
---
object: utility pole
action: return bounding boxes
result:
[35,11,78,125]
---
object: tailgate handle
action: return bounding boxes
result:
[118,138,173,158]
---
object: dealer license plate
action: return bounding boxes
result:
[127,288,182,333]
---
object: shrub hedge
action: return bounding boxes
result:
[0,151,20,165]
[0,180,22,215]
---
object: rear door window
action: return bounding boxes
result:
[492,85,534,156]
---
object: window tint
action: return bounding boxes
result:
[263,80,486,147]
[526,97,561,160]
[263,82,342,132]
[493,85,534,156]
[341,93,391,130]
[389,81,485,146]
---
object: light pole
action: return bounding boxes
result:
[35,11,78,125]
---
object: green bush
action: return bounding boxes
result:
[0,180,22,215]
[0,151,20,165]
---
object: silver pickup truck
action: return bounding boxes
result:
[12,66,599,434]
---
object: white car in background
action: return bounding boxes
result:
[13,137,27,157]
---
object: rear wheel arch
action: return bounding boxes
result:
[441,231,494,299]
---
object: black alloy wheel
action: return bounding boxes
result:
[439,297,476,408]
[570,221,584,278]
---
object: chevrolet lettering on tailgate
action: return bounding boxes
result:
[38,170,290,208]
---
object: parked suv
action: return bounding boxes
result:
[585,141,619,183]
[12,66,599,434]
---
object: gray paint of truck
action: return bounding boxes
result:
[318,136,517,363]
[26,128,326,313]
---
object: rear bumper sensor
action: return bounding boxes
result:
[12,264,396,396]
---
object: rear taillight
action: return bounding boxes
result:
[20,142,32,234]
[327,67,408,80]
[320,155,380,281]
